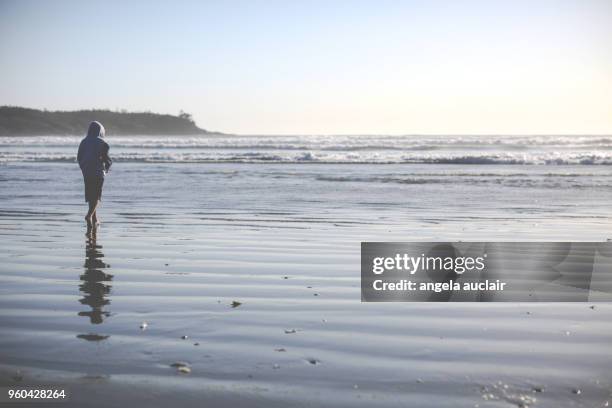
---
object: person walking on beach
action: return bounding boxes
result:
[77,121,112,233]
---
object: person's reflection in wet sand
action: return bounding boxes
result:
[78,233,113,341]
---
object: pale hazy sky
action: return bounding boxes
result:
[1,0,611,134]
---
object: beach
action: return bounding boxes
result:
[1,135,612,407]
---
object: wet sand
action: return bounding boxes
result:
[1,162,612,407]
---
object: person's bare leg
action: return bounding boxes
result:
[92,209,100,226]
[85,200,98,233]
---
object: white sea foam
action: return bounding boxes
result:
[0,135,610,164]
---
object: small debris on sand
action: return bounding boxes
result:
[284,329,297,334]
[480,382,536,407]
[572,389,581,395]
[590,305,596,310]
[139,322,148,330]
[231,301,242,308]
[171,361,191,373]
[77,334,109,341]
[181,335,189,340]
[306,358,320,365]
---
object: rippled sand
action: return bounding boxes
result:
[1,162,611,407]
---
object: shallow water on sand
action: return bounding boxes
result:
[1,162,611,407]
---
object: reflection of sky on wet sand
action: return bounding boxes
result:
[78,235,112,341]
[0,161,611,407]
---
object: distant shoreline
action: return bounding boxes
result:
[0,106,222,136]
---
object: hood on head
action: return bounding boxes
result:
[86,121,105,138]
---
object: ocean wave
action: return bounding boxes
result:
[1,150,611,165]
[2,134,611,165]
[315,175,612,188]
[0,134,610,150]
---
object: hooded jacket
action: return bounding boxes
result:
[77,121,112,178]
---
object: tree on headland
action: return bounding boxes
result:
[179,110,194,123]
